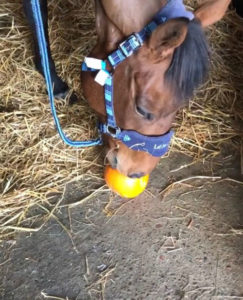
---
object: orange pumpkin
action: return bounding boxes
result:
[104,166,149,198]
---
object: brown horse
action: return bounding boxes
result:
[82,0,230,177]
[24,0,230,178]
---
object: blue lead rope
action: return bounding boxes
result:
[30,0,102,147]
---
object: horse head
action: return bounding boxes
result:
[82,0,230,177]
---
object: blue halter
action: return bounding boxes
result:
[82,0,193,157]
[30,0,193,156]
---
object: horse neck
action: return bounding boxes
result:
[100,0,165,35]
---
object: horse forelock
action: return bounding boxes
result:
[165,19,210,102]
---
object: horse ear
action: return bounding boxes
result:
[194,0,230,27]
[148,18,188,62]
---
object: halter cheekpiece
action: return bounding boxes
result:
[30,0,194,156]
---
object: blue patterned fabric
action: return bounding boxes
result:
[108,0,194,68]
[104,77,116,128]
[99,123,174,157]
[118,130,174,157]
[82,0,194,156]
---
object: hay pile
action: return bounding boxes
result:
[0,0,242,239]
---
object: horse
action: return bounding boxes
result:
[24,0,230,178]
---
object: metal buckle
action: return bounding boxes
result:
[119,34,141,57]
[99,123,121,138]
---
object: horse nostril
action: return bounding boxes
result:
[128,172,145,179]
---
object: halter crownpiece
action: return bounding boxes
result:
[82,0,194,157]
[155,0,194,21]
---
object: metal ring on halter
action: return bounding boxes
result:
[106,126,121,138]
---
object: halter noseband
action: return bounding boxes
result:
[82,0,194,157]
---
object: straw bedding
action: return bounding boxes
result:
[0,0,242,239]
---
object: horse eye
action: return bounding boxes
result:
[136,105,154,121]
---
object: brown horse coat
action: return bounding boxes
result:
[82,0,230,177]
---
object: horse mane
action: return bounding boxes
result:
[165,19,210,101]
